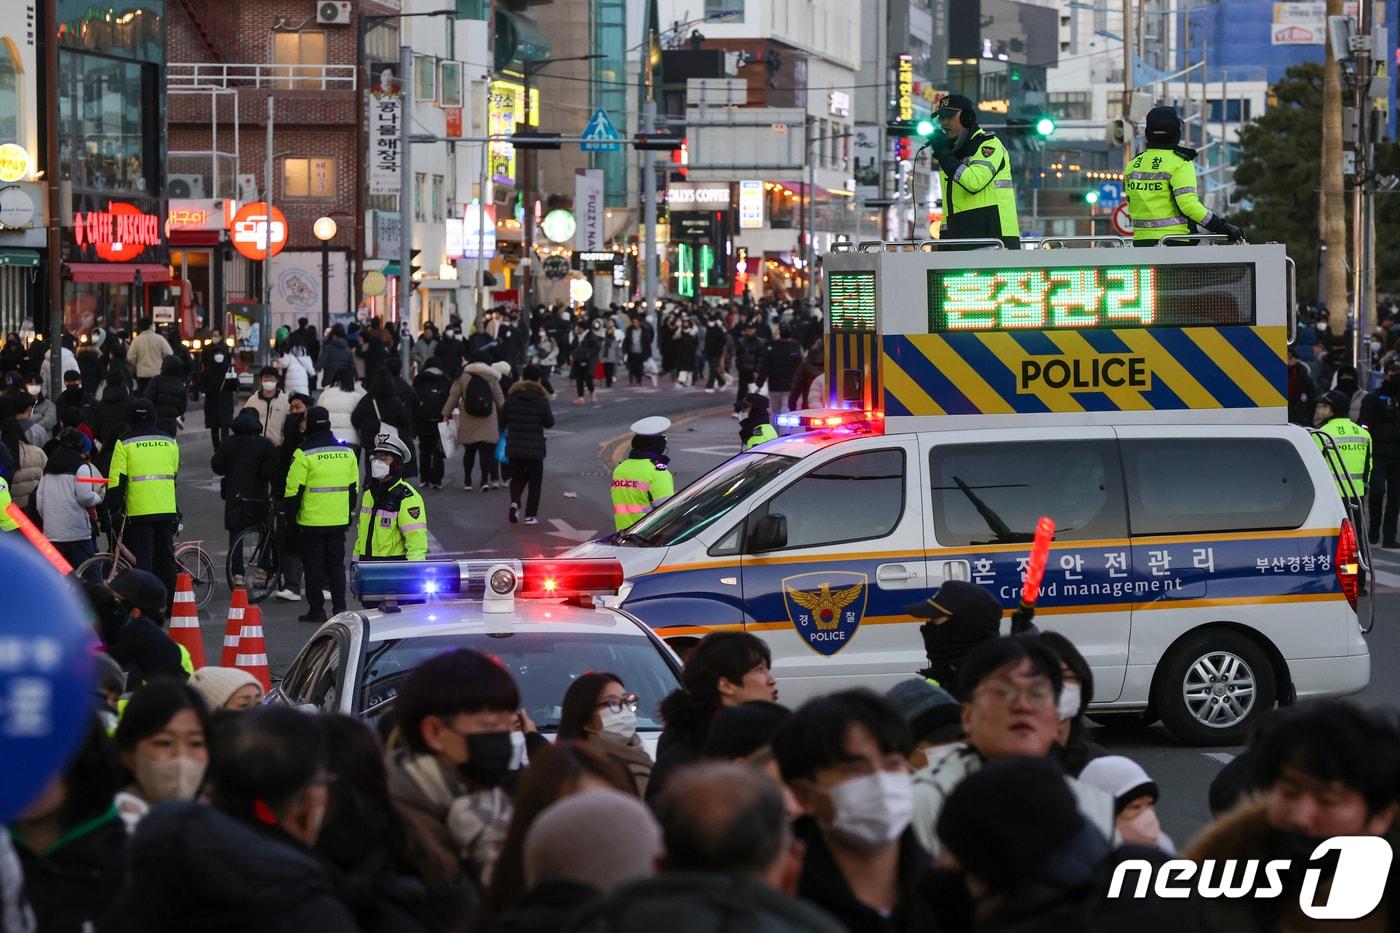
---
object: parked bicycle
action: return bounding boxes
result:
[226,495,284,604]
[74,520,218,609]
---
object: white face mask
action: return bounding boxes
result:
[1058,682,1082,721]
[261,380,277,392]
[134,754,206,802]
[213,354,225,363]
[1118,806,1163,847]
[824,770,914,850]
[598,705,637,743]
[370,459,391,479]
[25,384,40,396]
[1317,321,1328,331]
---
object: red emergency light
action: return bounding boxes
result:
[518,559,626,599]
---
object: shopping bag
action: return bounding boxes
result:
[495,428,510,464]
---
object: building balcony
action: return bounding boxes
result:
[169,62,358,92]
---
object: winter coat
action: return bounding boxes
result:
[646,690,715,803]
[315,385,365,447]
[9,439,44,505]
[569,873,846,933]
[478,881,599,933]
[500,381,554,461]
[672,329,699,370]
[353,392,418,474]
[569,332,601,374]
[201,343,237,428]
[103,613,186,686]
[93,383,135,447]
[143,357,188,435]
[585,732,654,798]
[13,806,127,933]
[531,337,558,369]
[703,323,727,357]
[103,800,360,933]
[39,345,81,387]
[24,394,56,436]
[443,363,505,446]
[317,336,355,384]
[600,330,623,366]
[413,367,452,435]
[36,447,102,542]
[127,329,173,380]
[241,390,292,447]
[761,339,803,393]
[734,334,766,373]
[623,325,653,358]
[279,347,316,397]
[211,408,279,529]
[411,336,439,372]
[358,335,389,384]
[793,818,937,933]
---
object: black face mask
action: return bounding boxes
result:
[460,730,515,789]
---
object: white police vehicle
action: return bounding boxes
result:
[267,558,682,753]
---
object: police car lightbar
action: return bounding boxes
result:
[775,408,885,432]
[352,558,625,602]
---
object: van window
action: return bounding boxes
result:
[930,441,1126,545]
[1123,438,1314,535]
[750,449,906,551]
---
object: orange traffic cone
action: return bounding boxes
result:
[234,605,271,691]
[168,572,207,670]
[220,588,248,667]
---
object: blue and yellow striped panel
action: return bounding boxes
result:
[826,331,882,409]
[882,325,1286,416]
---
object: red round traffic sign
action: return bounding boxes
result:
[230,202,289,261]
[1111,202,1133,237]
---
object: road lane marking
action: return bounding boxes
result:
[1203,752,1236,765]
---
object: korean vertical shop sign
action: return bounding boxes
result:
[370,93,402,196]
[897,54,914,122]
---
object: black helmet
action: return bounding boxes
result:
[1145,106,1183,148]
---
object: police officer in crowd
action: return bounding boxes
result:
[927,94,1020,249]
[1315,389,1372,500]
[0,471,17,532]
[611,416,675,532]
[108,397,180,598]
[739,393,778,449]
[1125,106,1244,245]
[354,428,428,562]
[284,405,358,623]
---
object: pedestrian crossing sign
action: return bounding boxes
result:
[580,107,621,152]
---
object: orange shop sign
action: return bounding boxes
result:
[230,202,289,261]
[72,202,161,262]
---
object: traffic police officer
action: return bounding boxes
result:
[355,429,428,561]
[284,405,358,623]
[739,393,778,449]
[1126,106,1243,245]
[1315,389,1372,499]
[108,397,180,597]
[0,474,17,532]
[611,416,675,532]
[928,94,1020,249]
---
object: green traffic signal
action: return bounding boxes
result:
[1035,116,1056,137]
[1084,191,1099,205]
[915,118,936,137]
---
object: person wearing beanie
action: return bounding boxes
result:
[1078,755,1174,853]
[1126,105,1244,245]
[500,363,555,525]
[903,580,1003,693]
[610,416,674,532]
[1314,387,1371,498]
[738,393,777,449]
[884,678,963,768]
[108,396,180,598]
[190,666,265,711]
[928,93,1021,249]
[284,404,358,623]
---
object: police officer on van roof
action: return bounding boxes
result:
[928,94,1020,250]
[611,416,674,532]
[1315,389,1372,499]
[284,405,358,623]
[1126,106,1243,246]
[355,428,428,561]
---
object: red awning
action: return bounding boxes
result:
[66,263,172,284]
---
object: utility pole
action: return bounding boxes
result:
[1351,0,1376,369]
[641,5,659,320]
[1321,0,1348,336]
[43,0,61,398]
[1121,0,1134,170]
[399,44,413,329]
[264,96,274,313]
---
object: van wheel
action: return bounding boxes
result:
[1153,630,1276,746]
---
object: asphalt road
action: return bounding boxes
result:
[168,385,1400,847]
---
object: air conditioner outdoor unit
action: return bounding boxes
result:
[168,174,206,199]
[237,174,259,202]
[317,1,351,25]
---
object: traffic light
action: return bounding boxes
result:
[1084,191,1099,205]
[896,137,912,161]
[1035,116,1056,138]
[510,132,563,150]
[634,132,684,151]
[915,118,936,138]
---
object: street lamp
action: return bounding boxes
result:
[314,216,337,332]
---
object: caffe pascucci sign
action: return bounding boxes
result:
[73,202,161,261]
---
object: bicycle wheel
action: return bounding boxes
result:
[229,525,278,604]
[175,544,219,610]
[74,552,131,586]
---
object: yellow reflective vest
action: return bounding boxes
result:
[285,443,359,527]
[745,424,778,449]
[355,479,428,560]
[109,432,179,519]
[0,476,17,531]
[1316,417,1372,497]
[611,457,675,531]
[1125,147,1214,242]
[939,129,1020,247]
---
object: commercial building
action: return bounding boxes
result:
[0,1,45,336]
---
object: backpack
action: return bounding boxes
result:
[464,374,494,417]
[417,377,450,424]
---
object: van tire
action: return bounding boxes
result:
[1153,629,1276,746]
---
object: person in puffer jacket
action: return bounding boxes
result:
[35,428,103,565]
[142,355,188,436]
[316,367,367,455]
[211,408,278,586]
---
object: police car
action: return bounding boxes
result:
[569,238,1372,745]
[267,558,682,753]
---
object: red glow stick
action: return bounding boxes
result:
[76,476,108,485]
[1020,516,1057,606]
[5,503,73,575]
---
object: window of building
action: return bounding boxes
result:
[283,157,336,198]
[431,174,445,221]
[1207,98,1251,123]
[272,31,327,90]
[414,172,427,220]
[0,38,23,144]
[1049,91,1091,121]
[363,23,400,66]
[57,53,156,192]
[703,0,744,23]
[413,54,436,101]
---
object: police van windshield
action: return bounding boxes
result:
[618,452,798,547]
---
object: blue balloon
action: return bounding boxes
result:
[0,535,97,821]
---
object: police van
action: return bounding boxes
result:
[570,238,1373,745]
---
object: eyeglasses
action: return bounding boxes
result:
[595,692,639,714]
[974,681,1056,709]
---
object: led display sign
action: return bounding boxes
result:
[927,263,1256,332]
[829,270,877,331]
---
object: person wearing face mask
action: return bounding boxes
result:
[1078,756,1174,853]
[89,570,189,686]
[242,365,292,446]
[106,706,360,931]
[905,580,1003,693]
[354,428,427,565]
[199,331,237,450]
[272,394,312,602]
[557,673,654,797]
[388,648,541,892]
[772,689,938,932]
[211,408,277,587]
[112,679,212,831]
[285,405,359,622]
[1038,630,1107,777]
[20,374,56,438]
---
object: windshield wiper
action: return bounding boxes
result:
[617,529,654,546]
[952,475,1032,544]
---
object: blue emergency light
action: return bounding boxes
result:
[775,408,885,432]
[355,560,465,600]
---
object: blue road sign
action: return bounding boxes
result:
[1098,180,1123,207]
[580,108,621,152]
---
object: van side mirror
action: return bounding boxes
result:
[748,513,788,552]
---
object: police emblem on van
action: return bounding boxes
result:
[782,572,869,656]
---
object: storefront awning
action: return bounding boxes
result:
[66,263,172,284]
[0,248,40,268]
